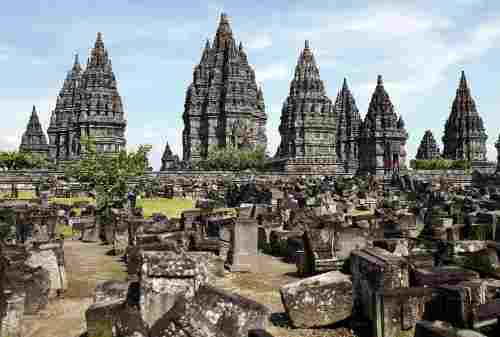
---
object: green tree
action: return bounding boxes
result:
[0,151,49,170]
[197,145,267,171]
[65,137,152,220]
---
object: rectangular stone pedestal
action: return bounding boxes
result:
[226,215,258,273]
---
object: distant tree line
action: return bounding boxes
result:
[410,159,471,170]
[195,145,268,172]
[0,151,51,170]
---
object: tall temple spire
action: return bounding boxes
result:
[182,13,267,161]
[342,77,348,90]
[277,40,336,172]
[299,40,315,65]
[88,31,109,67]
[334,77,361,174]
[47,33,126,163]
[20,105,49,157]
[459,70,468,91]
[358,75,408,175]
[416,130,440,160]
[442,71,487,161]
[215,12,233,49]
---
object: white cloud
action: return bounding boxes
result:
[255,63,289,82]
[246,34,272,50]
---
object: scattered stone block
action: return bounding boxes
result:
[94,280,130,304]
[413,266,479,287]
[280,271,352,328]
[192,285,271,337]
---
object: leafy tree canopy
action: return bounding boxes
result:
[64,137,152,212]
[195,145,267,172]
[0,151,50,170]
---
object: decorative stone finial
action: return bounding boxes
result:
[342,78,348,90]
[377,74,383,85]
[220,12,228,23]
[459,70,468,90]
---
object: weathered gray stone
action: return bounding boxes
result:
[182,13,266,161]
[139,251,206,329]
[0,291,25,337]
[192,285,271,337]
[94,280,129,304]
[413,266,479,287]
[23,266,50,314]
[280,271,352,328]
[26,245,66,295]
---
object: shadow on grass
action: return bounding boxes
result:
[283,271,302,278]
[270,312,291,328]
[270,312,353,331]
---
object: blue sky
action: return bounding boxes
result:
[1,0,500,169]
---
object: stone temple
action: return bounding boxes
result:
[358,75,408,175]
[160,142,180,171]
[182,13,267,161]
[19,105,49,157]
[334,78,362,175]
[47,32,127,163]
[416,130,440,160]
[275,40,336,173]
[442,71,487,162]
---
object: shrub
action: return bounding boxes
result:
[410,159,471,170]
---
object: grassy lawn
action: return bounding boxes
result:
[50,196,95,205]
[137,197,196,218]
[0,190,36,199]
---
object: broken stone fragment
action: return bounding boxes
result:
[280,270,352,328]
[93,280,129,304]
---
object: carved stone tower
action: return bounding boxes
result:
[442,71,487,161]
[47,32,126,163]
[275,40,336,173]
[334,78,361,174]
[358,75,408,176]
[20,105,49,157]
[416,130,440,160]
[160,142,180,171]
[182,13,267,161]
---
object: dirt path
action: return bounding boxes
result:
[216,255,353,337]
[22,240,127,337]
[20,241,351,337]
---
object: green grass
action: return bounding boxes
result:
[0,190,36,199]
[352,208,374,216]
[137,197,196,218]
[56,224,75,239]
[95,263,128,282]
[50,196,95,206]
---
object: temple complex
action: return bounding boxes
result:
[47,32,126,163]
[416,130,440,160]
[358,75,408,175]
[182,13,267,161]
[19,105,50,157]
[442,71,487,162]
[334,78,361,174]
[160,142,180,171]
[275,40,336,173]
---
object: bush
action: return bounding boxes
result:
[410,159,471,170]
[196,145,267,171]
